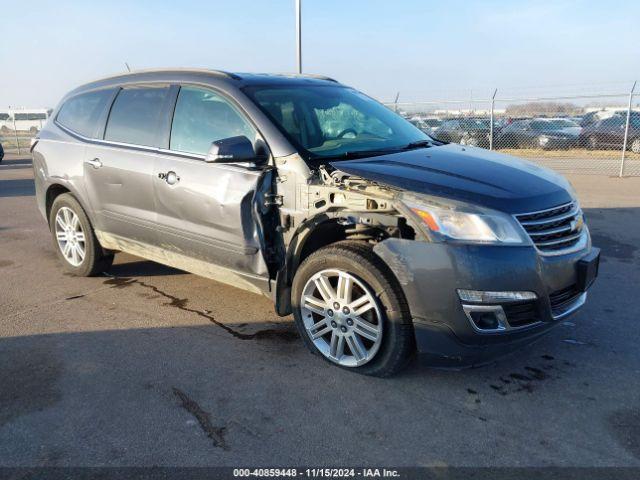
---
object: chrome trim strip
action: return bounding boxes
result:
[552,292,587,320]
[462,304,541,334]
[517,206,580,226]
[528,224,573,237]
[514,201,575,217]
[535,231,583,247]
[536,230,589,257]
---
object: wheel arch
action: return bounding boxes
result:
[274,216,349,316]
[44,182,95,230]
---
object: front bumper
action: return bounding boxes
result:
[373,238,599,367]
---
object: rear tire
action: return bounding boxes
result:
[292,241,415,377]
[49,193,113,276]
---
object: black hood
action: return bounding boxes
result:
[330,144,573,214]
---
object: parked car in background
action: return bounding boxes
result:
[32,69,599,376]
[579,114,640,152]
[496,118,582,150]
[409,117,442,135]
[432,117,492,147]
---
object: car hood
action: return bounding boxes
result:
[330,144,574,214]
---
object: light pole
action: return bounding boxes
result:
[296,0,302,73]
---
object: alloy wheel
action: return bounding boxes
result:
[300,269,383,367]
[54,207,86,267]
[631,138,640,154]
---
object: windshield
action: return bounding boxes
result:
[243,85,431,160]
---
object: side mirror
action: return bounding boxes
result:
[205,136,258,163]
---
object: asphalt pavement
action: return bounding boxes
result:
[1,154,639,467]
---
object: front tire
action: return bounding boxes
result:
[292,241,414,377]
[49,193,113,276]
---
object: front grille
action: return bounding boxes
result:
[549,284,582,312]
[515,202,584,253]
[502,301,540,328]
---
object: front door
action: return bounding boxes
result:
[152,85,274,280]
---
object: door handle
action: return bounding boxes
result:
[85,158,102,169]
[158,171,180,185]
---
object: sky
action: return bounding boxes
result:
[2,0,639,108]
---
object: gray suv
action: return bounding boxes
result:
[32,69,600,376]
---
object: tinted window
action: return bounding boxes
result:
[105,86,170,146]
[57,89,114,138]
[170,86,256,155]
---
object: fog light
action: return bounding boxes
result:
[457,289,537,303]
[462,304,508,333]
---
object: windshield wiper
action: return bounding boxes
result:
[401,139,435,150]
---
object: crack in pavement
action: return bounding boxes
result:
[172,387,228,450]
[102,275,299,342]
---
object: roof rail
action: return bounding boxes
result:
[84,68,242,85]
[261,72,338,83]
[296,73,339,83]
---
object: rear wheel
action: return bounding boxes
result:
[588,135,598,150]
[292,241,414,377]
[49,193,113,276]
[631,138,640,154]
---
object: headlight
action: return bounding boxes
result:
[402,195,529,245]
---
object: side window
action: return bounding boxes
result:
[56,89,114,138]
[170,86,256,156]
[104,86,171,146]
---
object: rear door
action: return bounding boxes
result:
[83,84,172,245]
[152,85,277,279]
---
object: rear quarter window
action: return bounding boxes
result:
[56,89,114,138]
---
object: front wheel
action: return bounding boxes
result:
[49,193,113,276]
[630,138,640,154]
[292,241,414,377]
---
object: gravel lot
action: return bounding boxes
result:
[1,154,639,467]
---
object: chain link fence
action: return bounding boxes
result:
[389,84,639,177]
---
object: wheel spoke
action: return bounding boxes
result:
[71,213,80,230]
[310,320,332,340]
[314,274,335,303]
[329,331,344,359]
[302,294,327,316]
[76,244,86,260]
[75,231,85,242]
[62,241,72,257]
[56,231,67,241]
[353,317,380,342]
[346,334,366,361]
[351,295,376,316]
[56,215,67,230]
[70,244,79,264]
[62,208,71,226]
[336,272,353,303]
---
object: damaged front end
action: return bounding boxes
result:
[272,160,422,316]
